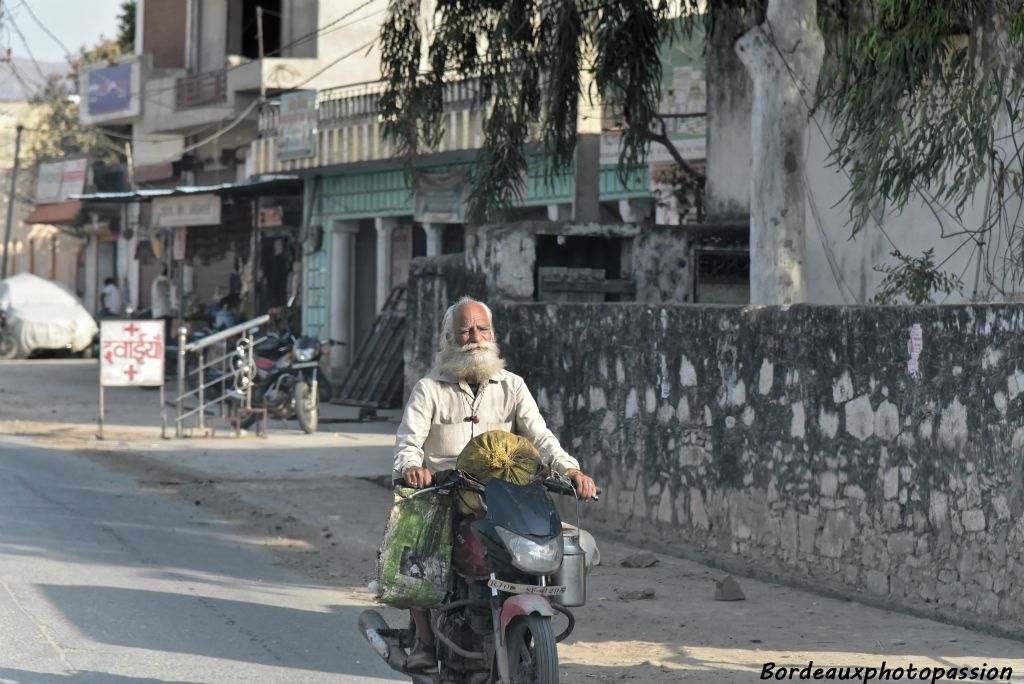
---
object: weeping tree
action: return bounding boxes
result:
[379,0,706,225]
[821,1,1024,299]
[380,0,1024,302]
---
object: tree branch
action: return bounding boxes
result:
[640,115,706,181]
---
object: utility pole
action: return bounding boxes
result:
[256,5,266,101]
[1,124,24,281]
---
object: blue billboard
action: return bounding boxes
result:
[88,64,132,115]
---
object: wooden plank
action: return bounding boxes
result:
[539,277,637,295]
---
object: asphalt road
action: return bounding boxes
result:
[0,438,402,684]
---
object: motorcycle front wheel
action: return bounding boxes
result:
[293,380,319,434]
[504,614,558,684]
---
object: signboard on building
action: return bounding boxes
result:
[100,320,165,387]
[89,64,133,114]
[277,90,317,160]
[35,158,88,204]
[413,172,469,224]
[152,194,221,227]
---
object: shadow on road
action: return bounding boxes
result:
[0,669,199,684]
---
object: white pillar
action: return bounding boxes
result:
[374,217,397,312]
[126,203,141,311]
[423,222,443,257]
[546,204,572,222]
[84,214,101,315]
[329,221,359,377]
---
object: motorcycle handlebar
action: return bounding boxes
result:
[396,470,600,501]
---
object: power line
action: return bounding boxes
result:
[17,0,72,58]
[4,8,48,82]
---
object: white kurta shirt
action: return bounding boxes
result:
[394,368,580,477]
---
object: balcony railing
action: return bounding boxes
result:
[176,70,228,109]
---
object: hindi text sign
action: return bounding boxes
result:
[100,320,165,387]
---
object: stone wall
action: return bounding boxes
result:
[406,275,1024,633]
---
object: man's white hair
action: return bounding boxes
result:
[437,296,495,351]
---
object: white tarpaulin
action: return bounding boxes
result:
[0,273,98,357]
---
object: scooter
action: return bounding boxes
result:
[359,470,597,684]
[239,333,327,433]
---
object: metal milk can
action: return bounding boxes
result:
[553,532,587,607]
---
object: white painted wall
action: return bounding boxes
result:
[803,113,1023,304]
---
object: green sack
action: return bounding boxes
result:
[376,486,453,608]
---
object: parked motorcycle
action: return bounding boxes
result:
[239,332,327,433]
[358,470,597,684]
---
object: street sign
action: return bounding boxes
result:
[152,193,221,227]
[277,90,317,160]
[100,320,165,387]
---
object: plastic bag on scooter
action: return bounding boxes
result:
[375,486,453,608]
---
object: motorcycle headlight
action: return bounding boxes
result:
[293,346,316,362]
[495,527,563,574]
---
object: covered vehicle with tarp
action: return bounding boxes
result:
[0,273,98,359]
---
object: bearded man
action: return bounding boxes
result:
[394,295,597,669]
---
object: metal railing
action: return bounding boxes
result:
[176,70,228,109]
[174,315,269,437]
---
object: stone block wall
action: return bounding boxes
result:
[407,279,1024,632]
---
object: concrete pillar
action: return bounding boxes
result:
[572,134,601,224]
[374,217,397,312]
[84,236,100,315]
[423,222,443,257]
[546,204,572,222]
[126,203,141,312]
[329,221,359,377]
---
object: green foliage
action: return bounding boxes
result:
[821,2,1017,231]
[871,249,964,305]
[117,1,137,55]
[31,39,124,163]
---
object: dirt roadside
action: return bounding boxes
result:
[2,362,1024,682]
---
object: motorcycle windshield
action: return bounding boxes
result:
[484,479,560,538]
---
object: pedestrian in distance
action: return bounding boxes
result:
[151,266,174,342]
[100,277,122,316]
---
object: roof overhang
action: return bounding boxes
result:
[24,200,83,225]
[70,174,303,203]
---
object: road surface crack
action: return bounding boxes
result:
[1,578,78,675]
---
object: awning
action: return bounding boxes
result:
[71,174,303,203]
[24,200,83,225]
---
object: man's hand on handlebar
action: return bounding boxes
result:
[566,469,598,500]
[403,466,433,489]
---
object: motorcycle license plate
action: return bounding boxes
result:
[487,579,566,596]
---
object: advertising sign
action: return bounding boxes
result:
[152,194,221,227]
[35,158,88,204]
[413,172,469,224]
[100,320,165,387]
[88,64,133,115]
[277,90,317,160]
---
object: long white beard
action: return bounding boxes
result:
[434,340,506,383]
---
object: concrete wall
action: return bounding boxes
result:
[142,0,187,69]
[465,221,694,304]
[406,257,1024,633]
